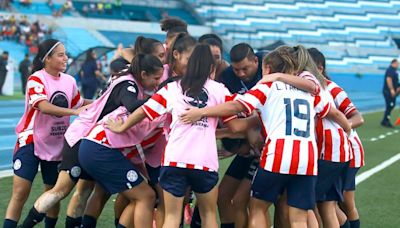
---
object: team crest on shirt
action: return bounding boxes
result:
[127,86,136,93]
[184,89,209,108]
[126,170,138,182]
[34,85,44,94]
[70,166,81,178]
[50,91,69,118]
[13,159,22,171]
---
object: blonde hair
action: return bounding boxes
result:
[264,45,326,88]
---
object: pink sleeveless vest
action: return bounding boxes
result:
[15,69,79,161]
[64,74,135,147]
[95,107,167,149]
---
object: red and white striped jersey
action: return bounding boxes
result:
[327,80,356,118]
[348,130,365,168]
[316,89,351,163]
[326,80,364,167]
[236,81,331,176]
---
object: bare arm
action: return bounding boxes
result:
[216,128,245,139]
[326,107,351,134]
[37,100,79,116]
[180,100,247,124]
[347,111,364,129]
[225,114,261,133]
[95,70,107,81]
[259,73,317,93]
[105,107,147,133]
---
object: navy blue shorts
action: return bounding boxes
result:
[251,168,317,210]
[245,158,259,180]
[58,139,93,182]
[343,167,360,191]
[159,166,218,197]
[78,139,144,194]
[146,164,160,186]
[225,155,254,180]
[13,144,60,185]
[316,160,349,202]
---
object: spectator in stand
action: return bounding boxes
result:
[60,0,73,14]
[97,2,104,14]
[89,3,97,13]
[47,0,54,10]
[104,2,112,14]
[82,4,89,17]
[0,16,50,55]
[114,0,122,9]
[20,0,32,7]
[19,53,31,94]
[0,0,11,10]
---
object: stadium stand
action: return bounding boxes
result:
[184,0,400,74]
[72,0,200,24]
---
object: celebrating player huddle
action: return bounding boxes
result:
[3,17,364,228]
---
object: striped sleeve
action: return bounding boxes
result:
[327,81,357,117]
[221,87,237,123]
[235,82,271,115]
[314,91,331,118]
[71,81,84,109]
[142,86,169,120]
[298,71,320,95]
[27,76,47,108]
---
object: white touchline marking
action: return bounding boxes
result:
[0,169,13,179]
[356,153,400,185]
[362,129,400,142]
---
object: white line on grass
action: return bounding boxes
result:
[0,169,13,179]
[368,129,399,142]
[356,153,400,185]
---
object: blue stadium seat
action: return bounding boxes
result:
[185,0,400,73]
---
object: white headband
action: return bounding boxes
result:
[41,41,61,63]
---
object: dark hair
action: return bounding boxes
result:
[85,48,96,62]
[160,17,188,39]
[133,36,163,56]
[3,51,9,55]
[200,39,223,54]
[123,54,163,82]
[110,57,129,74]
[230,43,256,63]
[198,34,223,50]
[32,39,61,74]
[391,59,398,64]
[307,48,329,80]
[167,33,197,77]
[180,44,215,97]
